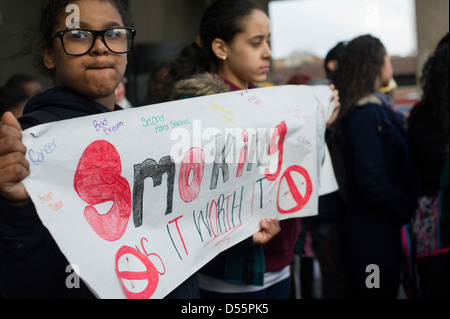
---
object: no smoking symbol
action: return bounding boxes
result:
[115,246,165,299]
[277,165,313,214]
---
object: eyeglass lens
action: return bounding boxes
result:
[62,29,133,55]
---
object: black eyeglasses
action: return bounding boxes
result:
[51,27,136,56]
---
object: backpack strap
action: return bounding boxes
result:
[400,224,419,298]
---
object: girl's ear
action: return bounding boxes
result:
[43,46,56,70]
[211,38,228,61]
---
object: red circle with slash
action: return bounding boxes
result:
[277,165,313,214]
[115,246,161,299]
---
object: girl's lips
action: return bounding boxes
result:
[88,66,113,70]
[261,66,270,72]
[86,61,115,70]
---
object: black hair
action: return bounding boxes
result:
[170,0,263,82]
[6,74,39,88]
[412,36,449,134]
[199,0,262,62]
[0,86,29,116]
[436,32,449,49]
[36,0,133,75]
[334,34,387,119]
[324,41,347,80]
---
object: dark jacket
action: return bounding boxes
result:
[0,86,199,299]
[338,94,418,283]
[0,86,115,298]
[408,105,449,196]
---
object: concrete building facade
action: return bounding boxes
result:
[0,0,448,102]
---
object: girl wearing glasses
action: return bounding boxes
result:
[0,0,198,299]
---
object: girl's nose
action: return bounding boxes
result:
[90,37,109,55]
[264,42,272,60]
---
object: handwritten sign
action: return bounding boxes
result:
[21,85,337,299]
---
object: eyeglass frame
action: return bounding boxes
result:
[50,27,137,56]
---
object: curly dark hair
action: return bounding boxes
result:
[413,39,449,134]
[334,34,387,120]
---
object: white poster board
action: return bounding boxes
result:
[22,85,337,299]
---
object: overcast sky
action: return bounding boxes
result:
[269,0,418,60]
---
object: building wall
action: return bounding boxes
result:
[415,0,449,81]
[0,0,49,87]
[129,0,208,45]
[128,0,269,45]
[0,0,448,90]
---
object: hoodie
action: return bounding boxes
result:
[0,86,117,299]
[19,86,122,130]
[0,86,199,299]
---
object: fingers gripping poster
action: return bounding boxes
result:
[22,85,337,299]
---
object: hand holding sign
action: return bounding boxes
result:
[0,112,30,203]
[326,84,341,127]
[252,218,281,245]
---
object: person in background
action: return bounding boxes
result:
[287,73,311,85]
[285,72,317,299]
[170,0,339,299]
[115,76,133,109]
[303,41,351,299]
[333,34,419,299]
[0,86,29,118]
[170,0,283,299]
[6,74,43,99]
[407,33,449,299]
[408,33,448,199]
[324,42,347,83]
[308,41,347,86]
[143,62,173,105]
